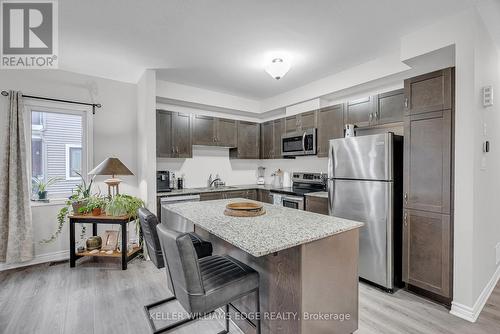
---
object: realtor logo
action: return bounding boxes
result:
[1,0,58,68]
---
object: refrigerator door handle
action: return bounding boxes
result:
[327,143,335,179]
[327,179,335,215]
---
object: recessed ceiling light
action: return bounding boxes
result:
[265,58,290,80]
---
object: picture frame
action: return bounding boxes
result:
[101,230,119,251]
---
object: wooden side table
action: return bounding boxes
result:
[69,214,142,270]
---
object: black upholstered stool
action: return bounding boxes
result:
[138,208,213,266]
[144,224,261,334]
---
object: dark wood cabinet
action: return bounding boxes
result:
[156,110,174,158]
[285,115,299,133]
[260,121,274,159]
[377,89,404,124]
[346,96,377,127]
[156,110,192,158]
[404,68,453,116]
[200,192,224,201]
[273,119,284,158]
[404,110,452,214]
[300,110,317,129]
[246,189,258,201]
[257,189,272,204]
[402,67,454,303]
[193,115,216,146]
[216,118,237,147]
[402,210,451,298]
[305,196,329,215]
[317,104,344,157]
[230,121,260,159]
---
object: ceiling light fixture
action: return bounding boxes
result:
[265,58,290,80]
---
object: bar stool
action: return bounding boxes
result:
[144,224,261,334]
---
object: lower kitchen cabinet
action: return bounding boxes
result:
[246,189,258,201]
[402,209,452,300]
[257,189,273,204]
[200,192,224,201]
[305,196,329,215]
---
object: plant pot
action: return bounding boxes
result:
[72,200,88,214]
[91,208,102,216]
[38,191,47,200]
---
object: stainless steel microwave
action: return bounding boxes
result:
[281,128,317,156]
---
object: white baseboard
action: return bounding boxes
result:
[450,264,500,322]
[0,250,69,271]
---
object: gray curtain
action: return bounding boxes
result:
[0,91,33,263]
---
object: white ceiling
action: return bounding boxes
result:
[59,0,475,99]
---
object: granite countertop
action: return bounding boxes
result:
[305,191,328,199]
[162,198,363,257]
[157,184,294,197]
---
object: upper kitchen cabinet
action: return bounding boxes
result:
[156,110,173,158]
[273,118,284,158]
[230,121,260,159]
[216,118,237,147]
[193,114,216,146]
[377,89,404,124]
[261,121,274,159]
[156,110,192,158]
[404,68,453,116]
[345,96,377,128]
[193,115,237,147]
[285,111,318,133]
[317,104,344,157]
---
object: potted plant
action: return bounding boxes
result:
[105,194,145,243]
[69,171,95,213]
[32,176,61,200]
[79,195,108,216]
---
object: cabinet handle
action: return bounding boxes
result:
[404,97,409,109]
[404,192,408,204]
[369,113,373,123]
[176,147,179,153]
[171,147,175,153]
[404,212,408,227]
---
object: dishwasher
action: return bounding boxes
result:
[160,194,201,232]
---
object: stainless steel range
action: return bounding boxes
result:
[270,172,326,210]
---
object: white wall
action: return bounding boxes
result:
[0,69,139,270]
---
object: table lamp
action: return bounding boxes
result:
[89,157,134,196]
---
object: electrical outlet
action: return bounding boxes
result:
[496,242,500,265]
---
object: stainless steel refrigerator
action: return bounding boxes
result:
[328,133,403,291]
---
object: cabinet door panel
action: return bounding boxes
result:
[261,121,274,159]
[403,210,451,298]
[173,113,192,158]
[299,110,317,130]
[273,119,284,158]
[246,189,258,201]
[305,196,328,215]
[193,115,216,146]
[317,104,344,157]
[156,110,173,158]
[200,192,224,201]
[377,89,404,124]
[216,118,237,147]
[346,96,376,127]
[404,110,451,214]
[257,190,272,204]
[285,115,299,133]
[232,121,260,159]
[404,68,453,116]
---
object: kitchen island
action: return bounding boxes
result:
[162,199,363,334]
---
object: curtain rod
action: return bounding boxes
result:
[1,90,102,115]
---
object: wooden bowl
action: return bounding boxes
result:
[226,202,263,211]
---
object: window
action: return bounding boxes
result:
[26,101,92,199]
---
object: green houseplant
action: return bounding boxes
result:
[32,176,61,200]
[105,194,145,244]
[78,195,108,216]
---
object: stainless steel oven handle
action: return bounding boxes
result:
[302,131,307,152]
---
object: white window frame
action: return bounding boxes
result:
[65,144,82,180]
[24,99,94,200]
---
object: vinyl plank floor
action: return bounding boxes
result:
[1,258,499,334]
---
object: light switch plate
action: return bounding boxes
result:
[483,86,493,107]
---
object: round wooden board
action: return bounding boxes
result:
[226,202,263,211]
[224,208,266,217]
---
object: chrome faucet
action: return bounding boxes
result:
[208,173,225,188]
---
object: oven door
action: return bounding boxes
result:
[282,128,316,156]
[282,195,304,210]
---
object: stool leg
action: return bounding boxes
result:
[255,289,261,334]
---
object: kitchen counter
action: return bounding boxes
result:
[162,198,362,334]
[304,191,328,198]
[157,184,294,197]
[162,198,362,257]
